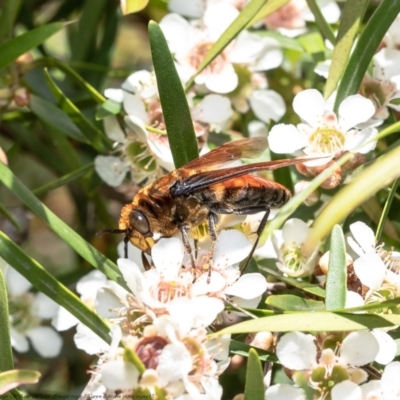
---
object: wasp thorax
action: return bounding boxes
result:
[129,209,150,234]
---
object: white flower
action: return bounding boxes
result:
[360,48,400,120]
[160,5,283,94]
[348,221,400,300]
[263,0,340,37]
[360,361,400,399]
[5,266,62,358]
[382,13,400,49]
[268,89,377,166]
[271,218,320,277]
[264,384,306,400]
[276,331,378,396]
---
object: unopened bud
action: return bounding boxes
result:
[13,87,30,107]
[294,180,320,206]
[245,331,275,351]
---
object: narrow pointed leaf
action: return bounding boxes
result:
[0,370,40,396]
[217,312,400,335]
[0,270,13,372]
[305,0,335,45]
[0,231,111,344]
[44,69,109,152]
[0,0,22,43]
[266,294,325,311]
[324,0,369,99]
[0,22,67,71]
[334,0,400,109]
[244,349,264,400]
[0,162,125,289]
[306,145,400,250]
[325,225,347,310]
[185,0,269,90]
[32,163,94,196]
[29,95,88,143]
[149,21,198,167]
[22,57,106,104]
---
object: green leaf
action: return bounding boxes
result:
[325,225,347,310]
[120,0,149,14]
[324,0,369,99]
[149,21,198,168]
[266,294,325,311]
[0,0,22,43]
[376,179,399,242]
[0,370,40,396]
[29,95,88,143]
[260,266,326,298]
[305,0,335,45]
[0,202,22,232]
[0,231,111,344]
[96,99,122,120]
[0,22,67,71]
[21,57,106,104]
[0,270,13,372]
[230,340,278,362]
[297,32,325,55]
[249,0,290,25]
[216,312,400,335]
[306,144,400,250]
[334,0,400,109]
[32,163,94,196]
[185,0,269,90]
[244,348,264,400]
[0,162,125,289]
[44,69,109,152]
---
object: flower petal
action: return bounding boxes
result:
[95,287,124,318]
[193,94,233,125]
[76,269,108,299]
[276,332,317,370]
[158,342,193,386]
[27,326,63,358]
[168,0,205,18]
[293,89,325,127]
[268,124,307,154]
[249,90,286,122]
[282,218,310,245]
[340,331,379,366]
[33,292,59,319]
[371,330,397,365]
[203,64,239,94]
[225,273,267,299]
[338,95,376,132]
[152,237,184,280]
[123,93,148,122]
[264,384,306,400]
[331,380,362,400]
[117,258,146,296]
[101,360,139,390]
[353,251,386,292]
[349,221,375,254]
[5,267,32,296]
[74,322,110,355]
[213,230,252,269]
[103,115,125,142]
[10,328,29,353]
[51,306,79,331]
[94,155,129,187]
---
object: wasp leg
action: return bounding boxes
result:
[209,205,270,274]
[207,212,219,283]
[179,225,197,281]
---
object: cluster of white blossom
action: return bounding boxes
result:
[5,1,400,399]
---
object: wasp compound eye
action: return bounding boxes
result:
[129,210,150,234]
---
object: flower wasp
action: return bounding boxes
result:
[104,137,315,279]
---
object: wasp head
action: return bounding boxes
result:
[119,203,155,254]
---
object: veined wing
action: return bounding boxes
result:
[171,157,318,197]
[182,137,269,172]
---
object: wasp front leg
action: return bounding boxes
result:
[179,225,197,280]
[207,212,219,283]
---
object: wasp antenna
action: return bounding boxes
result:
[96,228,127,237]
